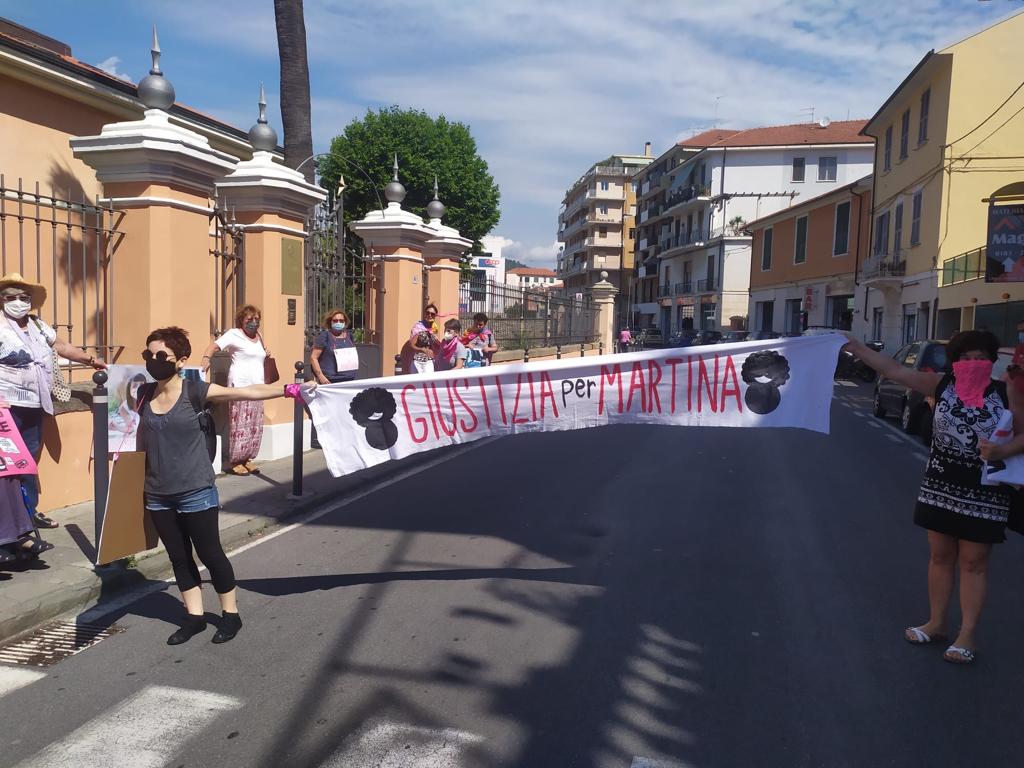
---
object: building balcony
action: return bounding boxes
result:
[638,237,649,250]
[697,277,717,293]
[640,179,651,196]
[658,282,672,299]
[587,236,623,248]
[939,246,986,287]
[663,184,712,214]
[861,254,906,288]
[674,281,693,296]
[586,187,621,201]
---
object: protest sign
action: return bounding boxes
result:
[0,407,38,477]
[306,334,846,477]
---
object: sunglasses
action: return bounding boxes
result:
[2,294,31,303]
[141,350,177,362]
[425,311,438,318]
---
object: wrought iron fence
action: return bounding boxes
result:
[209,201,244,338]
[0,175,120,378]
[304,196,374,347]
[459,278,599,351]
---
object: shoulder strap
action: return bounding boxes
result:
[993,379,1009,408]
[29,317,54,348]
[936,372,953,401]
[184,378,206,415]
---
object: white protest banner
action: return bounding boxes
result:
[306,334,847,477]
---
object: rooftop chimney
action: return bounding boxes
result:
[644,141,652,157]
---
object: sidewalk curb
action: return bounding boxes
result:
[0,446,460,645]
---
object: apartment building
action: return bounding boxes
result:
[639,123,874,335]
[748,177,872,334]
[506,267,560,290]
[857,10,1024,349]
[556,150,652,323]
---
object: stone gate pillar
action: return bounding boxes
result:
[422,178,472,324]
[349,157,434,373]
[215,86,325,457]
[591,271,618,353]
[70,31,237,360]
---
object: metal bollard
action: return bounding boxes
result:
[579,342,585,358]
[291,361,305,498]
[92,370,109,551]
[524,347,530,363]
[556,345,562,360]
[394,354,402,376]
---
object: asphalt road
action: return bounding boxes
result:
[2,381,1024,768]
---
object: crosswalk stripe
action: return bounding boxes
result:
[0,665,45,697]
[631,757,691,768]
[13,685,242,768]
[319,720,483,768]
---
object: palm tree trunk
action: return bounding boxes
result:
[273,0,314,183]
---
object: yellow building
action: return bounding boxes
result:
[858,10,1024,349]
[556,149,651,326]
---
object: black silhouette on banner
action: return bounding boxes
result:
[740,350,791,415]
[349,387,399,449]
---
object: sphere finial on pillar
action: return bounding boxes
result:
[427,175,446,221]
[384,153,406,204]
[248,81,278,152]
[138,25,176,110]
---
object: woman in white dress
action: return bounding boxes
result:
[200,305,268,475]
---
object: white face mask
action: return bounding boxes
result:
[4,300,31,320]
[444,331,456,340]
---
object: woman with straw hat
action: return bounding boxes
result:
[0,273,106,534]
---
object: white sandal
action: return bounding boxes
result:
[944,645,976,664]
[904,626,946,644]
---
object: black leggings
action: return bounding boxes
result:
[149,507,236,593]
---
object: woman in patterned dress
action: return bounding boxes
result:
[843,330,1024,665]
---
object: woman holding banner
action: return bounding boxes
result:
[310,309,359,384]
[140,326,313,645]
[844,330,1024,665]
[0,272,106,536]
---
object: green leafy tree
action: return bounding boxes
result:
[318,107,500,265]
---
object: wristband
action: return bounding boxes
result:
[284,383,303,399]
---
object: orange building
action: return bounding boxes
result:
[747,176,872,334]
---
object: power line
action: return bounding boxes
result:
[946,78,1024,147]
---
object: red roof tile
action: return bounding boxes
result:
[509,267,558,277]
[701,120,872,148]
[677,129,740,147]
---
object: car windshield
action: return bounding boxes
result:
[920,344,947,372]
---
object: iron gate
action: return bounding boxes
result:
[209,202,244,338]
[304,196,379,376]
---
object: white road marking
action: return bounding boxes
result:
[631,757,692,768]
[319,720,483,768]
[0,665,45,697]
[887,434,902,444]
[13,685,241,768]
[834,380,857,388]
[77,438,500,626]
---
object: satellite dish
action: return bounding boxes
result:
[819,116,832,128]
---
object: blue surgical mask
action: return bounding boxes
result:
[331,322,346,332]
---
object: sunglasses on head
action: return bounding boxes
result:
[141,350,176,362]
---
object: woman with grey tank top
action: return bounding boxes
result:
[138,327,314,645]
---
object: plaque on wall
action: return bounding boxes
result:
[281,238,303,295]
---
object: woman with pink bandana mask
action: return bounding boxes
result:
[844,330,1024,665]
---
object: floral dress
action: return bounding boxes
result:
[914,374,1010,543]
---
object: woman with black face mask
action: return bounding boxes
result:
[200,305,268,476]
[140,326,313,645]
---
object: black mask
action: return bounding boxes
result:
[146,359,178,382]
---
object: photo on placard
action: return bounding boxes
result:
[106,365,153,453]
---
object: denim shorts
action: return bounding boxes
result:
[144,485,220,513]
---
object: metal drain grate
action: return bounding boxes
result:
[0,620,123,667]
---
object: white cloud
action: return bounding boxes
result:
[154,0,1020,268]
[97,56,132,83]
[498,238,561,269]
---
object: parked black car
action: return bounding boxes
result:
[873,340,948,443]
[668,329,698,347]
[718,330,750,344]
[694,330,723,345]
[751,330,780,340]
[635,327,665,348]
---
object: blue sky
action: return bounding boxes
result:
[2,0,1019,266]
